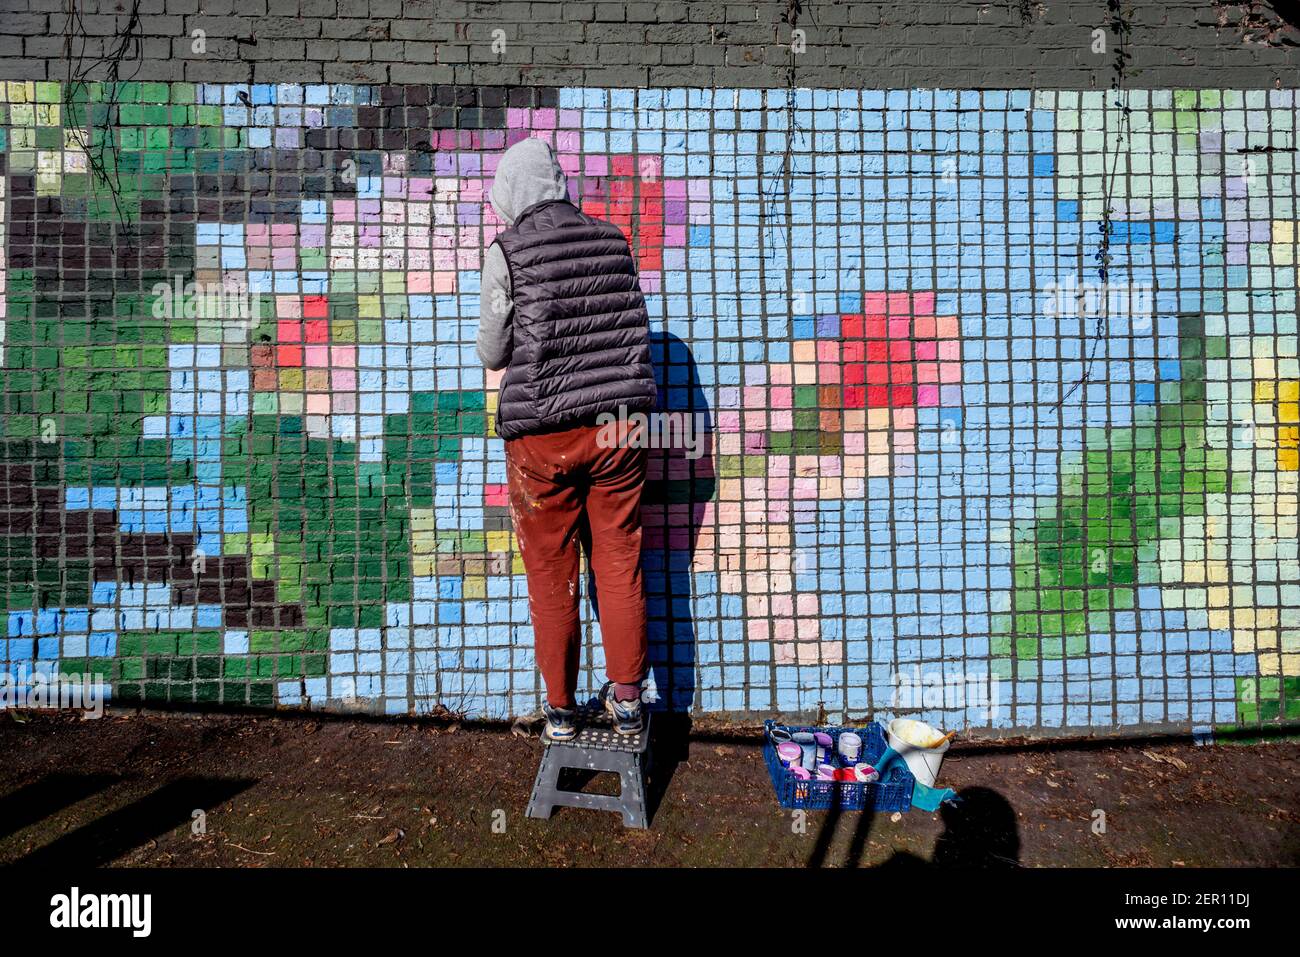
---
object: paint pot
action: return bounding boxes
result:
[790,765,812,780]
[852,763,880,783]
[886,718,951,788]
[769,726,793,745]
[816,764,837,781]
[832,767,858,782]
[791,732,818,770]
[776,742,802,767]
[836,731,863,764]
[813,731,834,750]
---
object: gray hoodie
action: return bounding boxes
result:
[477,138,570,371]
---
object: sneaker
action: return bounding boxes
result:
[600,681,644,736]
[542,704,578,744]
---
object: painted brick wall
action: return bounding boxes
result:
[1,2,1298,738]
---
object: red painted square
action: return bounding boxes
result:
[865,385,890,407]
[891,385,915,406]
[303,295,328,319]
[865,362,892,385]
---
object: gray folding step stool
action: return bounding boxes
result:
[526,705,651,829]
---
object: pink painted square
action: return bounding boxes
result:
[556,132,581,156]
[408,177,434,202]
[772,619,797,642]
[792,477,819,499]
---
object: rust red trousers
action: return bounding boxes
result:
[505,419,649,708]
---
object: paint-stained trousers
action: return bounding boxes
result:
[505,419,649,709]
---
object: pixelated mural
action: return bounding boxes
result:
[1,83,1296,737]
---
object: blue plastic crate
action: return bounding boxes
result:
[763,720,915,812]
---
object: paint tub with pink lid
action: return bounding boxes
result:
[776,742,802,767]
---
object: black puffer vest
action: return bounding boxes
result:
[493,199,658,439]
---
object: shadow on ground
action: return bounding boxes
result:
[1,711,1296,867]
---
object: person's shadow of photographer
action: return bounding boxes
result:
[874,787,1021,869]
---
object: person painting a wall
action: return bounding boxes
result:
[476,137,658,744]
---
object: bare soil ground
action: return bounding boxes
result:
[1,710,1296,867]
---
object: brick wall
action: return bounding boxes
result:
[2,0,1298,87]
[1,2,1298,737]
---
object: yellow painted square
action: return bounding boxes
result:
[279,368,304,392]
[1272,220,1296,245]
[6,81,34,103]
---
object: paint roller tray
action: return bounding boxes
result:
[763,720,915,812]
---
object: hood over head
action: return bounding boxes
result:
[489,137,569,226]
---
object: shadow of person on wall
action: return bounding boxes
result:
[570,332,711,823]
[638,330,714,820]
